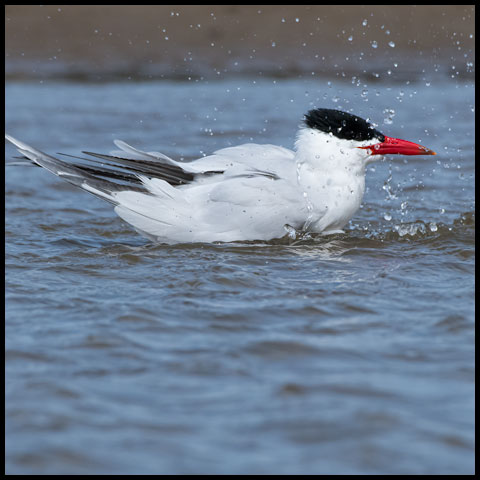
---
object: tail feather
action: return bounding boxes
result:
[80,150,194,185]
[5,134,197,240]
[5,134,197,198]
[5,134,123,203]
[112,139,178,165]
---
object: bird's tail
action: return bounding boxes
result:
[5,134,122,203]
[5,134,196,241]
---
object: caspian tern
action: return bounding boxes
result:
[5,108,435,243]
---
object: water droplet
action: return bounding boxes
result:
[383,108,395,125]
[284,225,297,239]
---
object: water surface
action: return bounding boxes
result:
[5,78,475,474]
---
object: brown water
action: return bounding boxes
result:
[5,5,475,81]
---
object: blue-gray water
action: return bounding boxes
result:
[5,78,475,474]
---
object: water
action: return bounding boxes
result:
[5,78,475,474]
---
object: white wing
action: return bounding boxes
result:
[109,140,294,177]
[6,135,313,243]
[186,143,294,176]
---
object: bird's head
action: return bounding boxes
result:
[296,108,436,171]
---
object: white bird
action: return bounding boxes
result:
[5,108,435,244]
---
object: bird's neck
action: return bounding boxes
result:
[294,127,367,175]
[293,128,367,233]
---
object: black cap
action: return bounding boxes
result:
[304,108,385,142]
